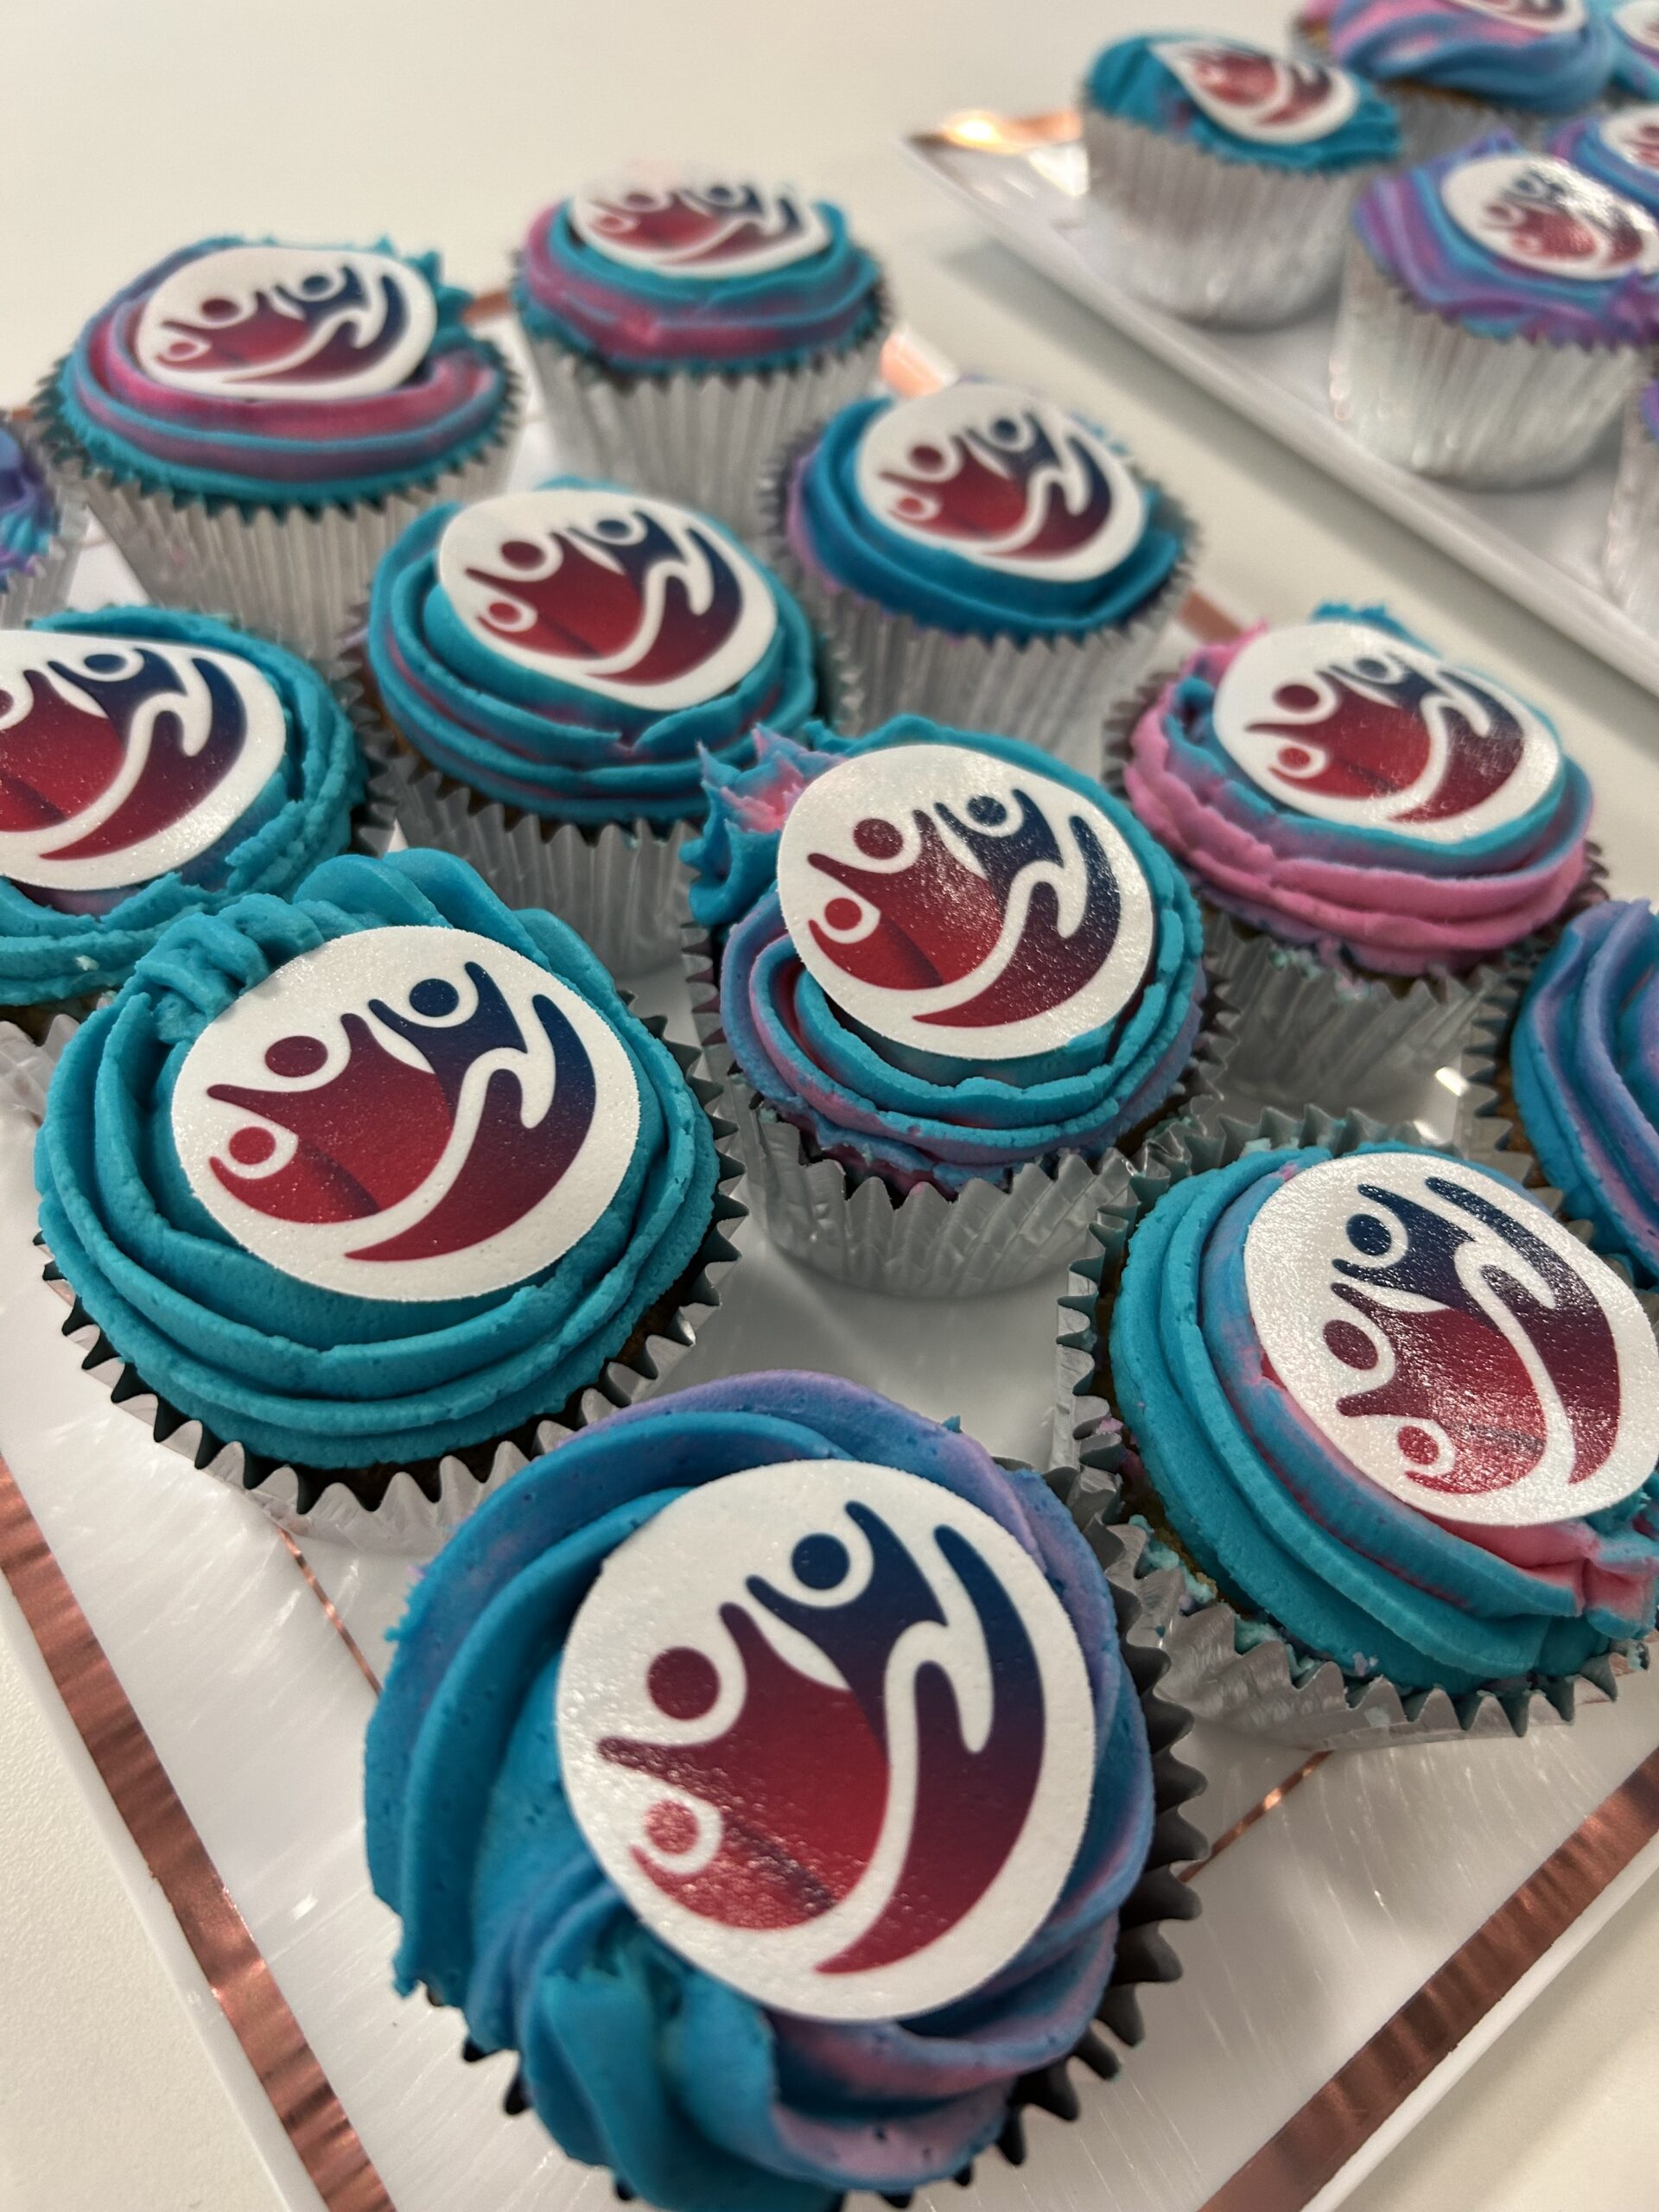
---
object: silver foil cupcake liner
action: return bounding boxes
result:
[1080,107,1375,327]
[518,288,892,543]
[1052,1101,1656,1750]
[1382,86,1554,164]
[759,436,1197,775]
[33,364,522,664]
[1605,389,1659,631]
[1331,240,1643,487]
[39,1034,747,1549]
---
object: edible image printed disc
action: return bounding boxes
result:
[557,1459,1096,2021]
[1599,105,1659,176]
[568,177,832,278]
[1243,1154,1659,1528]
[1151,39,1360,144]
[777,742,1155,1062]
[1616,1,1659,57]
[173,925,640,1302]
[1446,0,1586,25]
[1210,620,1562,845]
[134,245,438,401]
[437,487,778,711]
[855,383,1147,583]
[1440,153,1659,279]
[0,632,288,893]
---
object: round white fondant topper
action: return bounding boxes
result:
[172,925,640,1303]
[135,245,438,401]
[1446,0,1586,27]
[1440,152,1659,279]
[1243,1153,1659,1529]
[1210,620,1562,845]
[556,1458,1096,2021]
[568,175,831,279]
[1151,38,1360,145]
[776,742,1154,1062]
[855,382,1147,583]
[1615,1,1659,57]
[0,631,288,894]
[1599,105,1659,177]
[437,487,778,712]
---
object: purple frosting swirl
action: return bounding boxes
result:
[1327,0,1614,111]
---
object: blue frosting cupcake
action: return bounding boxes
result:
[0,607,367,1034]
[366,1371,1185,2212]
[1086,33,1399,173]
[35,849,734,1533]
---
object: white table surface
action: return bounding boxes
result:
[4,3,1659,2209]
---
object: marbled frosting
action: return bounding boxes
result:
[34,849,719,1471]
[0,423,60,582]
[1550,106,1659,215]
[1605,0,1659,96]
[683,727,855,936]
[365,1370,1154,2212]
[1084,34,1400,171]
[1110,1143,1659,1693]
[1327,0,1615,111]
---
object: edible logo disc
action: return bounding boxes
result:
[1210,620,1562,844]
[557,1459,1096,2021]
[1440,153,1659,280]
[437,487,778,711]
[1151,39,1359,144]
[855,382,1147,583]
[776,741,1155,1061]
[0,631,287,893]
[1599,105,1659,177]
[1243,1154,1659,1528]
[173,926,640,1302]
[569,175,831,278]
[1446,0,1586,26]
[1616,1,1659,58]
[135,245,438,401]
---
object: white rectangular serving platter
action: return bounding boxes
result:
[903,122,1659,704]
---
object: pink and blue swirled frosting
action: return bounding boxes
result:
[1326,0,1614,109]
[47,238,512,506]
[365,1371,1155,2212]
[1111,1143,1659,1692]
[1084,35,1401,172]
[0,423,60,583]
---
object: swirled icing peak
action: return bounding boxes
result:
[1084,34,1400,171]
[1326,0,1614,111]
[682,726,855,935]
[0,424,60,582]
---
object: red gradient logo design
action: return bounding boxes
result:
[172,926,640,1302]
[1442,153,1659,280]
[1152,38,1359,143]
[569,178,831,277]
[777,742,1155,1061]
[1211,620,1562,845]
[437,486,778,713]
[0,633,287,902]
[855,382,1147,582]
[1243,1155,1659,1528]
[556,1459,1095,2019]
[134,245,438,401]
[1600,105,1659,176]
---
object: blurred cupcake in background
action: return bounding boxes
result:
[35,238,518,659]
[1082,32,1399,324]
[763,379,1194,771]
[512,173,888,537]
[1550,103,1659,214]
[1605,1,1659,100]
[1331,133,1659,486]
[1606,378,1659,625]
[0,416,83,623]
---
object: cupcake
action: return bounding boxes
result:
[1081,34,1400,326]
[1057,1109,1659,1746]
[34,238,519,661]
[512,174,889,538]
[1550,103,1659,211]
[1331,133,1659,486]
[356,477,836,976]
[1606,0,1659,99]
[0,417,83,623]
[763,380,1194,770]
[683,717,1217,1297]
[35,847,743,1544]
[1605,378,1659,622]
[1120,602,1594,1118]
[365,1370,1202,2212]
[1316,0,1615,162]
[0,606,376,1064]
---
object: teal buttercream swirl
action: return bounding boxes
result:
[1328,0,1614,110]
[1,607,365,1014]
[1109,1143,1659,1694]
[683,726,855,936]
[1084,34,1400,171]
[365,480,822,827]
[34,849,720,1471]
[365,1371,1154,2212]
[785,397,1185,645]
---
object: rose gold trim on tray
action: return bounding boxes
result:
[277,1529,384,1696]
[0,1454,395,2212]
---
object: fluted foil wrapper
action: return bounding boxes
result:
[759,440,1196,775]
[1081,107,1375,327]
[1332,241,1642,487]
[1052,1101,1656,1749]
[0,478,86,625]
[518,289,891,542]
[41,1036,747,1549]
[1605,391,1659,631]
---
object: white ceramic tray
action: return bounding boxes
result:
[903,117,1659,703]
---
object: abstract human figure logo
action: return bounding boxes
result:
[569,180,831,276]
